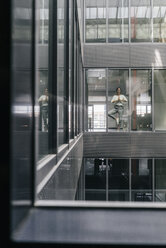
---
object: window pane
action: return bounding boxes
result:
[36,0,50,160]
[154,70,166,130]
[153,0,166,42]
[131,70,152,131]
[86,69,106,132]
[85,158,106,201]
[131,0,152,42]
[85,0,106,43]
[57,0,65,146]
[155,159,166,202]
[108,0,129,43]
[108,70,129,131]
[131,159,152,201]
[69,0,73,139]
[108,159,129,201]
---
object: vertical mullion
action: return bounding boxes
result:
[129,68,131,132]
[64,0,69,143]
[83,69,85,132]
[49,0,58,154]
[152,67,155,132]
[75,18,78,137]
[71,0,75,139]
[151,0,153,42]
[106,158,108,201]
[129,0,131,43]
[32,0,36,205]
[76,23,78,136]
[152,158,155,202]
[83,158,85,200]
[74,9,76,137]
[41,0,45,44]
[106,0,108,43]
[78,45,80,134]
[122,0,124,42]
[129,158,131,201]
[106,68,108,132]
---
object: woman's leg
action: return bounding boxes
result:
[108,108,117,121]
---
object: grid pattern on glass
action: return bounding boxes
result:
[86,69,106,131]
[108,0,129,42]
[131,69,152,131]
[153,0,166,42]
[85,0,106,42]
[108,69,129,131]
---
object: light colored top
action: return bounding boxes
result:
[38,95,49,106]
[111,94,127,107]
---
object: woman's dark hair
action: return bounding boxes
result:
[116,87,122,93]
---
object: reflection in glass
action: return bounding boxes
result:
[108,0,129,42]
[108,159,129,201]
[155,159,166,202]
[85,0,106,42]
[13,5,32,42]
[39,0,49,44]
[57,0,65,146]
[38,87,49,132]
[11,0,33,204]
[153,0,166,42]
[108,70,129,131]
[131,0,151,42]
[154,70,166,130]
[131,70,152,131]
[86,69,106,131]
[85,158,106,201]
[37,0,49,160]
[131,159,152,201]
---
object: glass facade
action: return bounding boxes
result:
[108,159,129,201]
[108,69,129,131]
[131,0,152,42]
[9,0,166,245]
[154,69,166,130]
[38,0,49,44]
[153,0,166,42]
[85,158,106,201]
[85,0,106,43]
[36,0,50,160]
[10,0,166,213]
[108,0,129,42]
[155,159,166,201]
[86,69,106,131]
[131,159,152,201]
[86,68,160,132]
[131,69,152,131]
[86,68,166,132]
[85,0,166,43]
[57,0,65,147]
[83,158,166,202]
